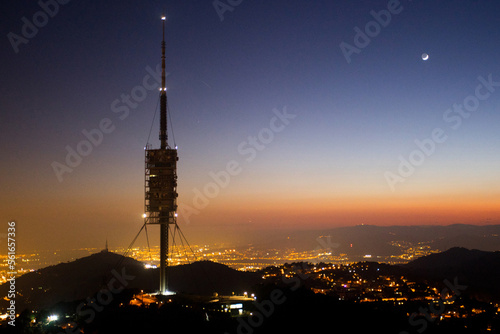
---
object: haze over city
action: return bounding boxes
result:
[1,0,500,254]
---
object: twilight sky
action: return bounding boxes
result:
[1,0,500,252]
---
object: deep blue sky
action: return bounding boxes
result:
[1,0,500,252]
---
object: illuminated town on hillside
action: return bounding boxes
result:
[1,246,499,329]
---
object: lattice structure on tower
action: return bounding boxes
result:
[145,147,178,225]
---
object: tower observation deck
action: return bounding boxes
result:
[144,16,178,295]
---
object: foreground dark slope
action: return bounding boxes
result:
[2,248,500,333]
[2,246,499,315]
[402,247,500,300]
[0,251,261,312]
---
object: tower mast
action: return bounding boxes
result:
[160,16,167,150]
[158,15,169,295]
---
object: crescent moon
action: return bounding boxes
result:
[422,53,429,61]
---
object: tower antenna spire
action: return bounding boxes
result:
[160,15,167,149]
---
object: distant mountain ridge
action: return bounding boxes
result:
[246,224,500,256]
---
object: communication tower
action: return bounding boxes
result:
[144,16,178,295]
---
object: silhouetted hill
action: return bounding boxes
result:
[0,251,144,312]
[0,251,261,313]
[168,260,260,295]
[404,247,496,270]
[2,248,500,333]
[3,245,500,316]
[403,247,500,300]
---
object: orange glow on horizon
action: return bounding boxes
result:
[188,191,500,228]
